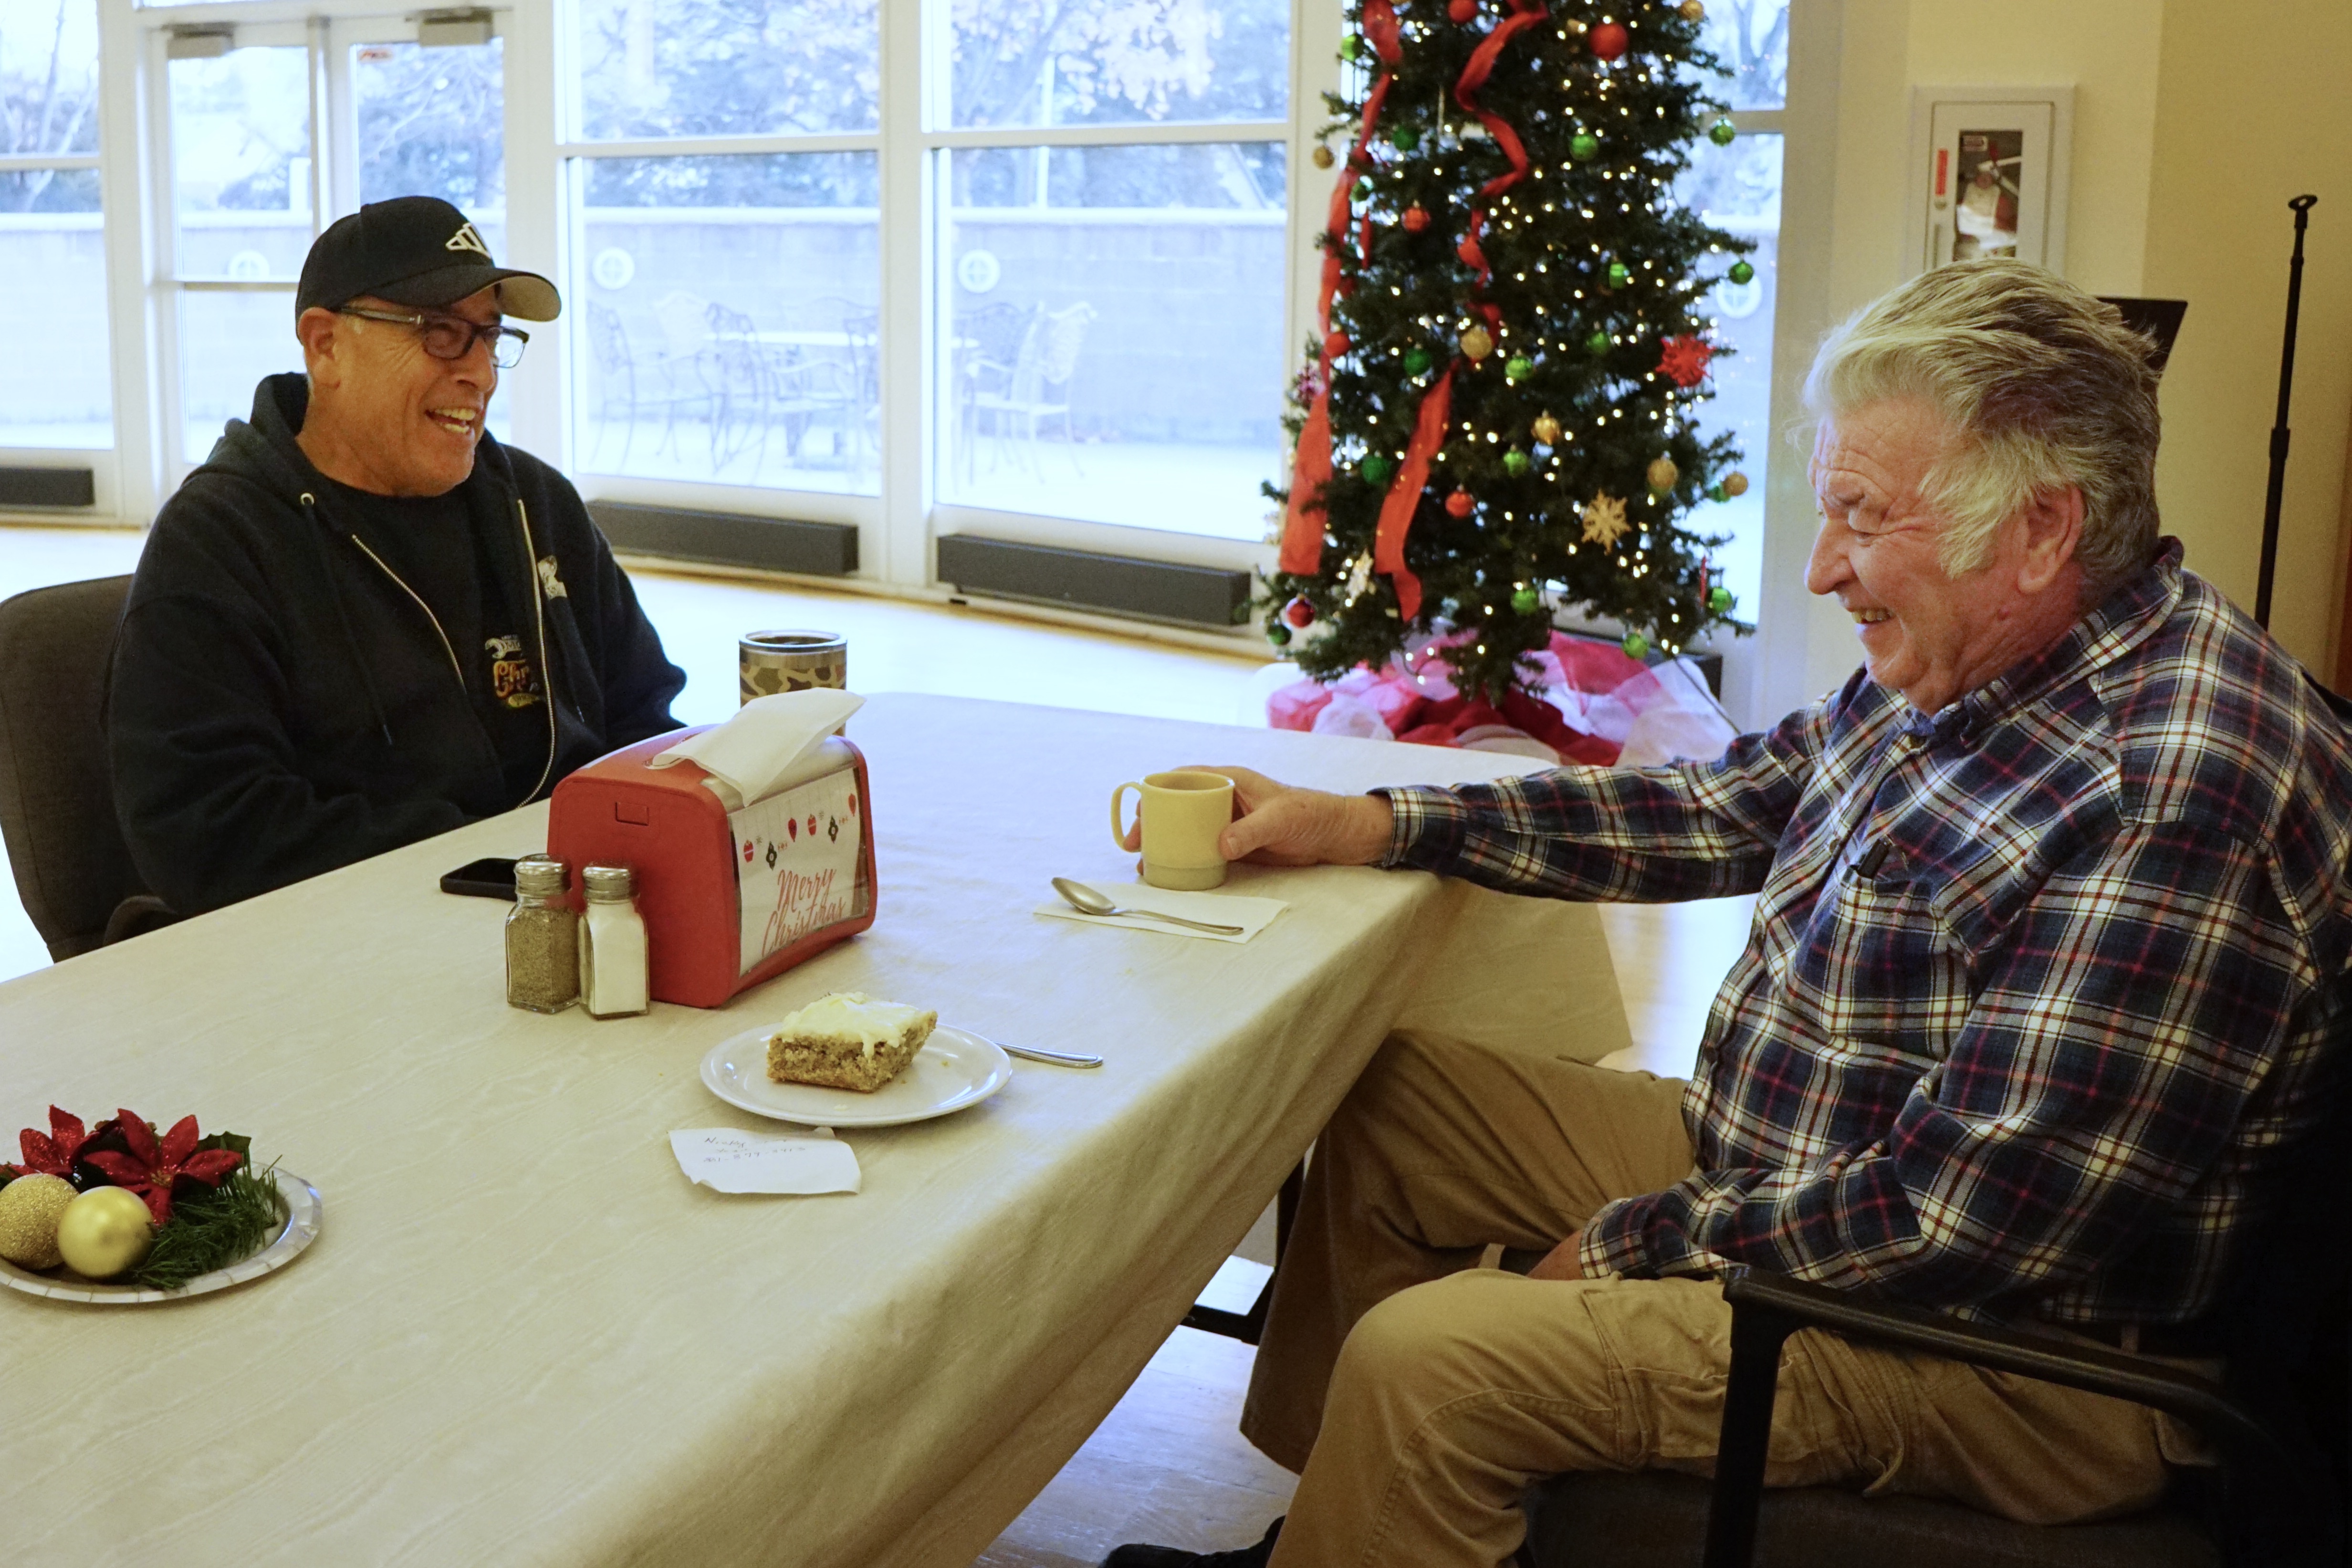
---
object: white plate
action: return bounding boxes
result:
[0,1168,322,1307]
[700,1023,1012,1129]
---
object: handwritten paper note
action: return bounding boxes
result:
[669,1128,862,1195]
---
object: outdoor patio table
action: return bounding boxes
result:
[0,693,1632,1567]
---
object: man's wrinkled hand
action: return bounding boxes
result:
[1117,766,1394,868]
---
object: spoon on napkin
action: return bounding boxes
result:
[1051,877,1244,936]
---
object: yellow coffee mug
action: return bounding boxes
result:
[1111,770,1235,890]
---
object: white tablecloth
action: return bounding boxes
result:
[0,694,1631,1567]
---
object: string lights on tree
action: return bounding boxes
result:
[1265,0,1753,700]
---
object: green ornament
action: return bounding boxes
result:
[1586,328,1612,355]
[1504,355,1533,383]
[1707,586,1735,614]
[1362,453,1396,486]
[1503,449,1532,477]
[1403,346,1433,376]
[1339,33,1362,60]
[1727,259,1756,285]
[1266,619,1292,647]
[1708,118,1737,146]
[1621,632,1651,659]
[1607,261,1631,288]
[1569,132,1600,160]
[1391,126,1419,152]
[1707,482,1729,503]
[1355,177,1375,201]
[1510,585,1541,615]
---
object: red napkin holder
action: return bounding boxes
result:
[546,727,878,1009]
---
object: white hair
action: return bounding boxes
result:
[1800,259,2164,598]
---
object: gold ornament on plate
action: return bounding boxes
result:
[1531,412,1563,445]
[1722,470,1750,497]
[1580,493,1630,547]
[0,1172,74,1269]
[56,1187,155,1281]
[1460,325,1495,361]
[1646,456,1679,492]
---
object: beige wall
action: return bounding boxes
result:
[1791,0,2352,695]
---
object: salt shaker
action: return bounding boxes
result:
[578,864,650,1018]
[505,855,579,1013]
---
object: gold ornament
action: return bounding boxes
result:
[0,1173,74,1269]
[1580,493,1630,547]
[1311,145,1335,169]
[1646,456,1680,492]
[1722,470,1749,498]
[1531,412,1563,446]
[1460,325,1495,361]
[56,1187,154,1280]
[1679,0,1706,21]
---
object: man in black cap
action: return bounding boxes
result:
[108,196,687,917]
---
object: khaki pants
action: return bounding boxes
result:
[1239,1032,2194,1568]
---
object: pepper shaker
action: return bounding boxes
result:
[505,855,579,1013]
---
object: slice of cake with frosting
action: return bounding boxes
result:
[765,992,939,1092]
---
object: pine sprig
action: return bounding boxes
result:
[130,1162,286,1291]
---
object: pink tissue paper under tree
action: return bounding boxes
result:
[1268,632,1736,769]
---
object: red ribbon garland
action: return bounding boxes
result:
[1373,366,1454,620]
[1278,0,1404,576]
[1281,0,1546,615]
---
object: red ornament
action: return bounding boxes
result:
[1402,204,1431,233]
[1456,237,1481,265]
[79,1111,243,1227]
[1589,20,1630,59]
[1656,334,1715,387]
[1324,329,1351,359]
[9,1105,92,1180]
[1447,0,1477,19]
[1282,596,1317,628]
[1444,491,1476,518]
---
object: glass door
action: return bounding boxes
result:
[157,11,513,475]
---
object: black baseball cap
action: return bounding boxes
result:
[295,195,561,322]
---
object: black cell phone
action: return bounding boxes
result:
[441,856,520,900]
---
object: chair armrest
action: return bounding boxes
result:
[1721,1270,2276,1459]
[1698,1268,2296,1568]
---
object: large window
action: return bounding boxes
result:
[566,0,883,496]
[1,0,108,450]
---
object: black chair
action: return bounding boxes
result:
[1521,1070,2350,1568]
[0,575,176,959]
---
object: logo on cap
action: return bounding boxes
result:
[445,222,492,260]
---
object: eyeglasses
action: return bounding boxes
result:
[337,305,530,369]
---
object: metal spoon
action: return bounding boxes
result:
[1051,877,1244,936]
[969,1032,1103,1069]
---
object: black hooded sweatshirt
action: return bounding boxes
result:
[108,373,686,916]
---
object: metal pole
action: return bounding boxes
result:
[2255,195,2319,630]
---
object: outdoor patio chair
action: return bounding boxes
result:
[583,300,707,470]
[966,301,1096,480]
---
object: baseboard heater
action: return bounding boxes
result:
[586,501,857,577]
[935,534,1253,628]
[0,466,96,510]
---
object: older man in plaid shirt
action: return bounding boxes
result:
[1107,260,2352,1568]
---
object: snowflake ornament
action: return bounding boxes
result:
[1655,335,1715,388]
[1580,493,1630,547]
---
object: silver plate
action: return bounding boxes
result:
[0,1168,321,1306]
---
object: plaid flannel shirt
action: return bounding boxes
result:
[1381,543,2352,1326]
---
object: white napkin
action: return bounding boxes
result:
[669,1127,861,1195]
[1034,880,1287,944]
[649,689,864,805]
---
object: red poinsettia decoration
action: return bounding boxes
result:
[1656,334,1716,388]
[80,1111,243,1225]
[10,1105,94,1179]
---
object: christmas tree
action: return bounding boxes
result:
[1265,0,1755,704]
